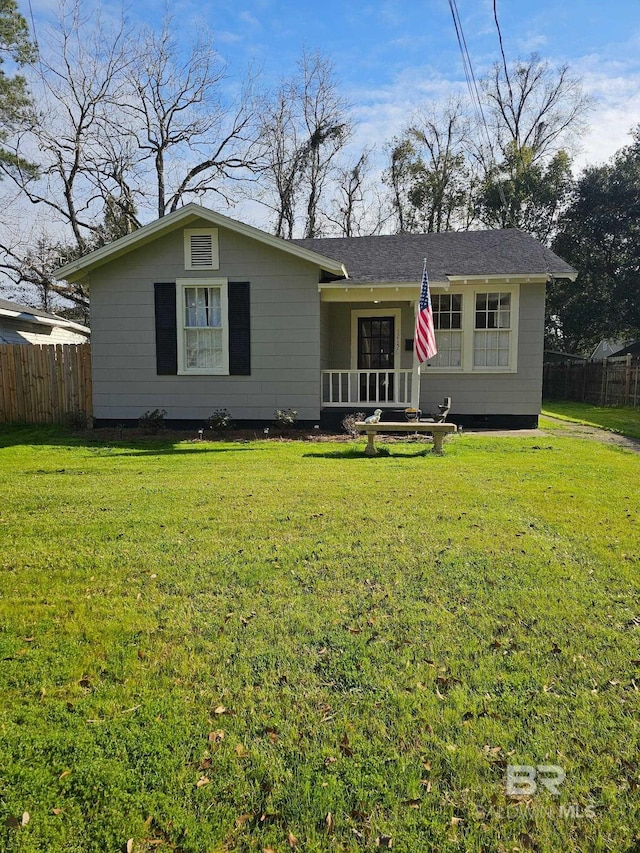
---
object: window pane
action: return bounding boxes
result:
[185,328,223,369]
[451,294,462,312]
[476,311,486,329]
[451,311,462,329]
[185,287,221,327]
[499,310,510,328]
[476,293,487,310]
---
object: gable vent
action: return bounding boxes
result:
[184,228,219,270]
[190,234,213,267]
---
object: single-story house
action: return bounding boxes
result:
[0,298,90,345]
[54,203,576,429]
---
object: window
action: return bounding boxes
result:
[177,280,228,374]
[431,293,462,368]
[474,292,511,367]
[420,285,518,373]
[184,229,219,270]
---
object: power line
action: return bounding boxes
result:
[447,0,514,227]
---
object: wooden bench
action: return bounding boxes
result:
[355,421,457,456]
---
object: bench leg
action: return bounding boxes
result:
[364,431,377,457]
[432,431,445,455]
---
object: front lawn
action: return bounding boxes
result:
[0,427,639,852]
[542,401,640,440]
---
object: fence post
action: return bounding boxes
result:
[624,354,632,406]
[601,358,608,406]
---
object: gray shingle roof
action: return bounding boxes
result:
[292,228,576,283]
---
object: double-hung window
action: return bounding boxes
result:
[177,280,228,374]
[431,293,462,368]
[473,292,511,368]
[421,285,518,373]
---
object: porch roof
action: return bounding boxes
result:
[292,228,577,285]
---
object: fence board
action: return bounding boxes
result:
[0,343,92,424]
[543,355,640,407]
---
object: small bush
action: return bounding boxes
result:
[64,410,89,430]
[274,408,298,431]
[138,408,167,434]
[342,412,365,438]
[207,408,232,431]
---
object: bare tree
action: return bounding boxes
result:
[258,80,305,239]
[259,49,351,238]
[0,1,262,306]
[481,52,592,163]
[122,20,260,218]
[299,50,351,237]
[0,0,134,251]
[326,148,391,236]
[383,99,475,233]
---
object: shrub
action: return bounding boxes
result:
[342,412,365,438]
[138,408,167,434]
[207,408,232,431]
[273,408,298,431]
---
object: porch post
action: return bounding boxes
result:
[411,299,421,410]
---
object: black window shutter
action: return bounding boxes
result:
[154,282,177,375]
[228,281,251,375]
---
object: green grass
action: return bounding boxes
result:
[542,401,640,440]
[1,426,639,852]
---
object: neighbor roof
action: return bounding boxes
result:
[0,298,89,334]
[293,228,577,284]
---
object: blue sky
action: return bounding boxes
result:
[100,0,640,169]
[28,0,640,172]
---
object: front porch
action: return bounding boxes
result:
[319,288,421,412]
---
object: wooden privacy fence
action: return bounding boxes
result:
[543,355,640,407]
[0,343,92,424]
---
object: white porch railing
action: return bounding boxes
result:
[321,369,413,407]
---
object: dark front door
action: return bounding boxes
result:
[357,316,395,402]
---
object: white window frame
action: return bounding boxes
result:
[422,283,519,374]
[176,278,229,375]
[184,228,219,271]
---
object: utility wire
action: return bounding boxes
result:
[448,0,514,227]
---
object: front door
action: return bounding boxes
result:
[357,316,395,402]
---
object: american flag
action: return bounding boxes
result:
[415,261,438,362]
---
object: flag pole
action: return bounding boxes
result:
[411,258,427,411]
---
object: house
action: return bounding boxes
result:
[54,203,576,430]
[0,298,90,345]
[589,339,629,361]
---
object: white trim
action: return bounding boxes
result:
[54,203,346,283]
[350,307,402,371]
[421,283,520,374]
[176,278,229,375]
[319,281,449,301]
[184,228,219,270]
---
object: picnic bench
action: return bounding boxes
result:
[355,420,457,456]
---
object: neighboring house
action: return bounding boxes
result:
[589,339,628,361]
[610,341,640,358]
[54,203,576,429]
[0,298,90,345]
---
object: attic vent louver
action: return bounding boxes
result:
[184,228,219,270]
[190,234,213,267]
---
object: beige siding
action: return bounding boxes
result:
[419,283,545,415]
[89,217,321,421]
[324,302,415,370]
[322,284,545,416]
